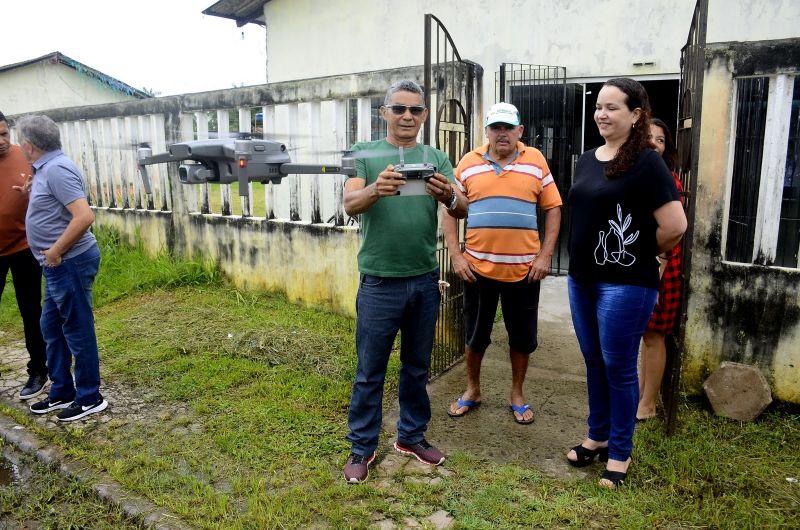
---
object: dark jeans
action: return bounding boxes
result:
[347,270,440,456]
[0,248,47,377]
[568,276,657,462]
[41,244,102,406]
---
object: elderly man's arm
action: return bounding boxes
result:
[42,198,94,267]
[443,212,476,283]
[528,206,561,282]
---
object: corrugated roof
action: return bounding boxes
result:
[0,52,151,99]
[203,0,269,27]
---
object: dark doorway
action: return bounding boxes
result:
[582,79,680,151]
[495,64,579,274]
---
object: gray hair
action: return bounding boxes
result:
[384,80,425,105]
[16,115,62,152]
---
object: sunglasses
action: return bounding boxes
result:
[386,104,426,116]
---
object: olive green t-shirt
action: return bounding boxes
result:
[350,139,455,277]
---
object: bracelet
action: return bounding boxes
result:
[656,255,668,262]
[446,191,458,211]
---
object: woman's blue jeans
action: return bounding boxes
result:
[41,244,102,407]
[347,270,440,457]
[568,276,657,461]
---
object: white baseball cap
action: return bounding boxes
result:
[485,102,520,127]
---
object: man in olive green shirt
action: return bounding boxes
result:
[342,80,467,484]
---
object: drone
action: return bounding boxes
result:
[136,138,352,202]
[136,138,437,202]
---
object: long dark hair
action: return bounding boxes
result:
[603,78,652,179]
[651,117,677,171]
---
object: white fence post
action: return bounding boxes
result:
[195,111,211,213]
[238,106,253,217]
[262,105,276,219]
[217,109,232,215]
[180,113,197,213]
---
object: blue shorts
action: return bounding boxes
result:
[463,272,540,354]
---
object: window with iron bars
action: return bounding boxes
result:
[725,75,800,268]
[345,97,388,147]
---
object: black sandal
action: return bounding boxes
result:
[599,469,627,489]
[567,444,609,468]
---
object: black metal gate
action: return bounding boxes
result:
[664,0,708,434]
[424,13,481,378]
[496,63,579,274]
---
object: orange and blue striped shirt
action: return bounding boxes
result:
[455,142,562,282]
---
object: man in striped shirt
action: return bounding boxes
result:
[444,103,562,425]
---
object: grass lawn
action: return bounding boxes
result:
[0,229,798,529]
[206,182,267,217]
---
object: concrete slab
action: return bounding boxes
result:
[703,361,773,421]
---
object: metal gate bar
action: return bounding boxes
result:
[424,13,479,378]
[666,0,708,435]
[496,63,574,275]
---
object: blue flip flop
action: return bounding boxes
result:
[510,403,535,425]
[448,397,481,417]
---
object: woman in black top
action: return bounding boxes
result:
[565,78,687,488]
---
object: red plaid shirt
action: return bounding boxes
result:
[647,173,684,334]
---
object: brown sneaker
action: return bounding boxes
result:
[393,439,445,465]
[343,452,376,484]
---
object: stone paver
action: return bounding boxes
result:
[402,517,421,528]
[703,361,773,421]
[428,509,454,529]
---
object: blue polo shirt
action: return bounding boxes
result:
[26,149,96,265]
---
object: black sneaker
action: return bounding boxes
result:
[343,452,376,484]
[56,399,108,422]
[19,374,48,400]
[30,397,72,414]
[394,438,446,465]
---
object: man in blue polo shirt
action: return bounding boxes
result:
[16,115,107,422]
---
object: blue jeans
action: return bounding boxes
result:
[347,270,440,456]
[41,244,102,406]
[568,276,657,461]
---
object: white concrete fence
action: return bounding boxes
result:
[9,66,434,315]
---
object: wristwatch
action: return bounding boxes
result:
[446,191,458,211]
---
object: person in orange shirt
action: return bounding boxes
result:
[444,103,562,424]
[0,111,48,400]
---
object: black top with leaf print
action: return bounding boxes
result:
[568,148,679,289]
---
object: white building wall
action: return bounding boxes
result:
[1,63,141,115]
[265,0,697,84]
[706,0,800,44]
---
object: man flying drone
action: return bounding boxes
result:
[341,80,467,484]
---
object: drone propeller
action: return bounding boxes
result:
[316,148,402,160]
[89,139,152,152]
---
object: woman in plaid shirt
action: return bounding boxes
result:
[637,118,684,422]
